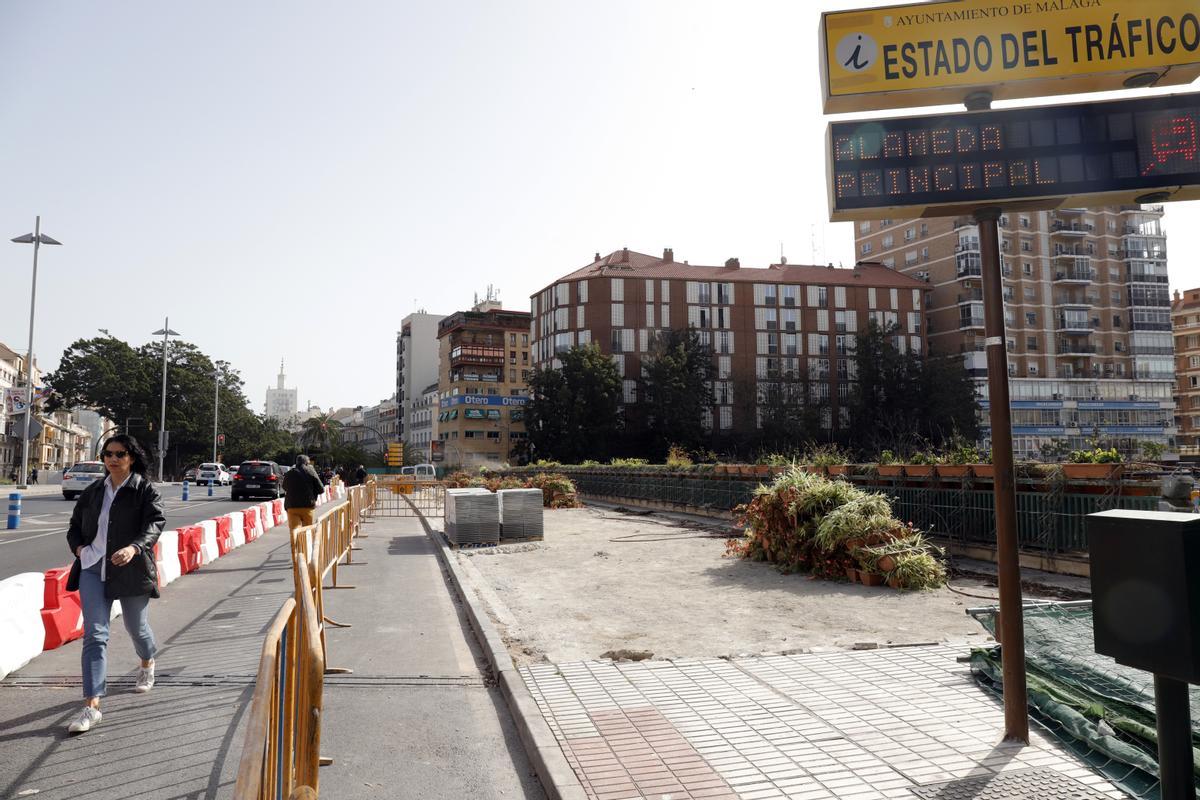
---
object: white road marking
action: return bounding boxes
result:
[0,528,69,544]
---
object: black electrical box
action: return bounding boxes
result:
[1088,510,1200,684]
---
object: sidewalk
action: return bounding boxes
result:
[0,509,545,799]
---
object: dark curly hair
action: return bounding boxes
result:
[101,433,151,476]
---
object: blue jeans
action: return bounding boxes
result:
[79,560,157,699]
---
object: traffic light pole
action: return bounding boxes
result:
[975,205,1029,744]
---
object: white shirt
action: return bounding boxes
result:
[80,473,132,581]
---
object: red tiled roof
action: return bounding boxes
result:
[547,249,927,291]
[1173,288,1200,313]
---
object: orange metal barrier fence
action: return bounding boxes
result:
[235,482,376,798]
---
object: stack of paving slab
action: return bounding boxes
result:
[497,488,544,542]
[445,488,499,547]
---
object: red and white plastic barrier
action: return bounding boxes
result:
[0,572,50,680]
[243,507,261,541]
[226,511,246,548]
[197,520,219,565]
[155,528,182,587]
[258,501,275,530]
[214,515,233,557]
[178,525,204,574]
[40,567,84,651]
[272,498,284,521]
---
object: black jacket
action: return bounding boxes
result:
[284,465,324,510]
[66,472,166,598]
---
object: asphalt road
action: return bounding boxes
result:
[0,484,279,580]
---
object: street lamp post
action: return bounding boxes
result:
[151,319,180,482]
[10,217,62,489]
[212,361,225,463]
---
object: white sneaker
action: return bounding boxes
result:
[67,706,102,734]
[134,662,155,693]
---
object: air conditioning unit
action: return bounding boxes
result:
[1130,394,1139,400]
[1052,393,1062,400]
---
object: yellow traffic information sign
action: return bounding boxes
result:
[821,0,1200,113]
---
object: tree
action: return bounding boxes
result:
[754,371,825,454]
[46,335,288,475]
[525,343,621,462]
[844,321,979,456]
[638,329,714,457]
[300,413,343,455]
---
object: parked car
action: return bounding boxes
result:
[231,460,286,500]
[183,466,199,482]
[400,464,436,479]
[62,461,106,500]
[197,462,231,486]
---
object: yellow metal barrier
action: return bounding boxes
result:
[233,551,325,799]
[236,482,378,799]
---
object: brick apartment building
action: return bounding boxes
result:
[854,205,1176,459]
[529,248,928,436]
[1172,288,1200,453]
[435,302,532,465]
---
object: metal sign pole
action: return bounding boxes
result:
[975,205,1029,744]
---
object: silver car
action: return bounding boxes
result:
[63,461,106,500]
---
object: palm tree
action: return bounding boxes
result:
[300,413,343,455]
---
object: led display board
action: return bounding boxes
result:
[827,91,1200,221]
[821,0,1200,113]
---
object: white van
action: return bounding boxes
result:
[400,464,436,479]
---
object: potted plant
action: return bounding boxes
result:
[809,444,851,477]
[904,450,940,478]
[936,437,978,479]
[1063,446,1123,480]
[876,450,904,477]
[858,570,885,587]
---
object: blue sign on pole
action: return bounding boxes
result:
[439,394,529,409]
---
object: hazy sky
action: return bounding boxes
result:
[3,1,1199,413]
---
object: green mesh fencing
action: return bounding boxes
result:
[969,602,1200,799]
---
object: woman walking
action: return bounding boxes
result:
[64,434,165,734]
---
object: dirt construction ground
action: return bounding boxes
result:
[453,505,1060,667]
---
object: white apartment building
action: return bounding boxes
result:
[265,360,298,424]
[396,311,445,449]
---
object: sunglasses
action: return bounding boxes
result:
[102,450,129,459]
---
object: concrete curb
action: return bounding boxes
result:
[412,512,588,800]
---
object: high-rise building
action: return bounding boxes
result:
[265,360,298,424]
[435,300,531,466]
[529,247,928,436]
[854,205,1175,458]
[1171,288,1200,453]
[397,311,445,447]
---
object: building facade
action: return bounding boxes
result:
[1172,288,1200,453]
[436,303,531,466]
[854,206,1175,458]
[397,312,445,448]
[529,248,928,435]
[265,361,298,424]
[409,382,439,462]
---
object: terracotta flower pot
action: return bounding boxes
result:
[887,575,902,589]
[970,464,994,479]
[876,464,904,477]
[754,465,772,477]
[844,537,865,551]
[859,571,885,587]
[936,464,970,479]
[904,464,935,478]
[1062,463,1123,480]
[826,464,850,476]
[877,554,897,572]
[845,566,859,582]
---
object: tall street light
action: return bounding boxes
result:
[10,217,62,489]
[212,360,226,463]
[151,319,179,482]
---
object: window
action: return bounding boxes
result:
[868,288,877,309]
[611,303,624,326]
[834,286,846,308]
[509,333,516,345]
[577,281,588,303]
[661,280,670,302]
[1021,240,1032,252]
[818,287,828,308]
[645,279,654,302]
[660,304,670,328]
[781,285,797,306]
[889,288,898,309]
[487,431,501,440]
[1024,286,1035,300]
[611,278,624,301]
[858,221,871,233]
[509,368,516,382]
[1028,363,1039,376]
[882,234,894,248]
[860,242,872,255]
[1113,314,1122,328]
[1023,262,1033,276]
[622,380,637,404]
[1026,336,1038,350]
[719,406,732,430]
[1025,312,1036,326]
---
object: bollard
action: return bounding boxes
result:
[182,479,189,501]
[207,479,213,497]
[7,492,20,529]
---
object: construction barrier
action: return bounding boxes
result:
[0,572,49,681]
[243,507,261,541]
[178,526,204,574]
[215,515,234,557]
[234,554,324,799]
[40,567,84,650]
[156,528,182,587]
[227,511,246,548]
[259,501,276,531]
[197,520,219,565]
[273,498,284,520]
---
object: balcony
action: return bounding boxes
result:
[957,290,983,303]
[953,217,976,230]
[1130,346,1175,355]
[1053,268,1095,283]
[1120,204,1165,213]
[450,345,505,368]
[1057,317,1093,333]
[1121,247,1167,260]
[1050,220,1093,235]
[959,315,986,330]
[1053,295,1090,308]
[1057,340,1096,355]
[955,240,980,253]
[957,265,982,279]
